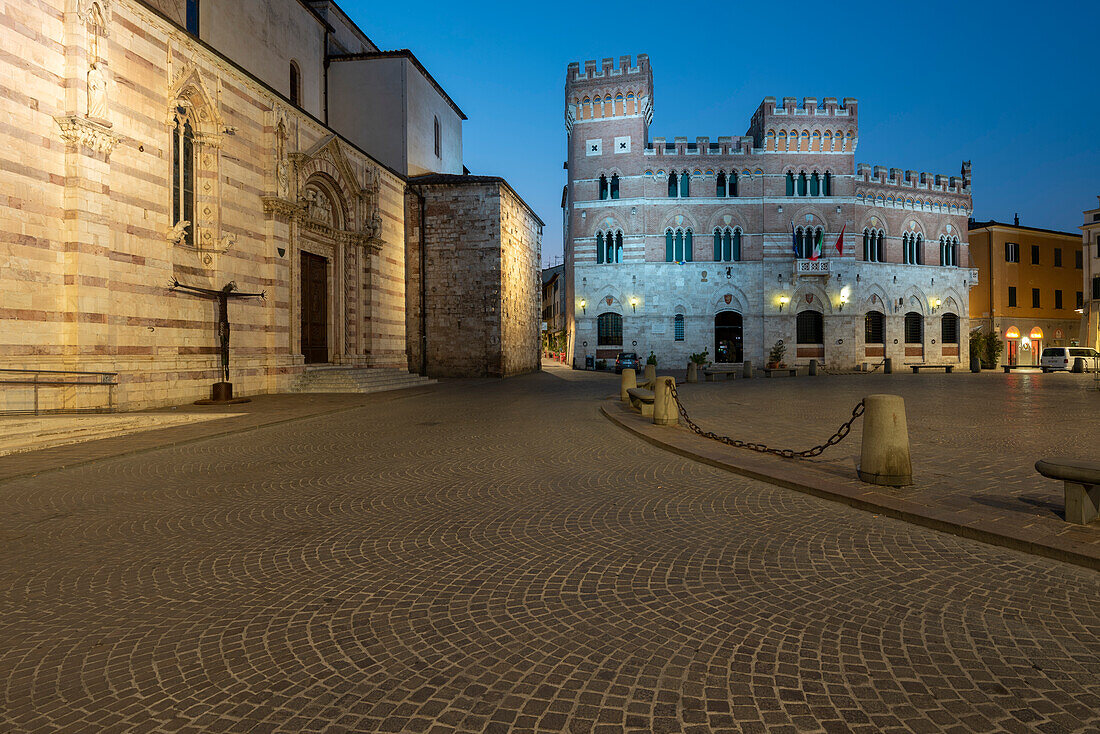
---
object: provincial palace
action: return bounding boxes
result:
[563,55,977,370]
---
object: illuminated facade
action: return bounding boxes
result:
[563,55,977,370]
[1082,198,1100,352]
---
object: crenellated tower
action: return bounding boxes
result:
[564,55,652,181]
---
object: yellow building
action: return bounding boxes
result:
[968,218,1084,366]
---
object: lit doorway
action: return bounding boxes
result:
[714,311,743,363]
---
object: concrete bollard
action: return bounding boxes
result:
[653,376,678,426]
[743,360,753,379]
[620,368,636,403]
[857,394,912,486]
[883,357,893,374]
[686,362,698,383]
[808,359,818,376]
[644,363,657,385]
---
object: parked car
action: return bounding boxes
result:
[1040,346,1100,372]
[614,352,643,374]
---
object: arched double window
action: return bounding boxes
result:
[713,228,741,262]
[939,236,959,266]
[941,313,959,344]
[796,310,823,344]
[171,105,195,247]
[795,227,821,259]
[597,312,623,345]
[674,314,685,341]
[863,229,885,262]
[864,311,885,344]
[904,312,923,343]
[665,228,693,262]
[598,173,620,200]
[594,230,623,264]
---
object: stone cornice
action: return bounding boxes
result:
[54,115,120,157]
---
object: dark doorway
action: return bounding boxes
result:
[714,311,743,363]
[300,251,328,364]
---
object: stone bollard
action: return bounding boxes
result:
[743,360,753,379]
[644,363,657,385]
[809,359,818,376]
[856,394,912,486]
[1071,357,1085,373]
[883,357,893,374]
[620,368,636,403]
[686,362,698,383]
[970,355,982,373]
[653,376,678,426]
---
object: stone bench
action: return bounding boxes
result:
[910,364,953,373]
[761,368,797,378]
[702,367,739,382]
[1035,459,1100,525]
[626,387,655,417]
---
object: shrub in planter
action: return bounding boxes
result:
[689,349,710,366]
[646,352,658,366]
[767,341,786,369]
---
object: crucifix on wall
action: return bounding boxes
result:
[170,279,265,403]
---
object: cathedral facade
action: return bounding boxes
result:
[564,56,977,371]
[0,0,541,410]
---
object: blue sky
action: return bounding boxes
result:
[344,0,1100,267]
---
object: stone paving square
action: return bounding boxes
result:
[0,366,1098,733]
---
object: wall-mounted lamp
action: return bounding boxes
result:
[630,296,638,313]
[777,273,784,283]
[778,295,790,312]
[931,298,941,313]
[579,298,587,314]
[838,286,850,312]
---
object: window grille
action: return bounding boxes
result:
[864,312,885,343]
[674,315,684,341]
[941,313,958,344]
[904,312,922,343]
[796,311,823,344]
[597,313,622,345]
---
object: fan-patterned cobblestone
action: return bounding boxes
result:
[1,365,1098,733]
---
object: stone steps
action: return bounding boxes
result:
[289,367,435,395]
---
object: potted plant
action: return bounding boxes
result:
[646,352,658,366]
[767,341,786,369]
[595,359,607,371]
[687,349,709,383]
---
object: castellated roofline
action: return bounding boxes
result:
[567,55,649,82]
[752,96,858,118]
[857,162,972,194]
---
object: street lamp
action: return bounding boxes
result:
[579,298,586,314]
[630,296,638,313]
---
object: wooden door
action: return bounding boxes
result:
[300,252,328,364]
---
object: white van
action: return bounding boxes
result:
[1040,346,1100,372]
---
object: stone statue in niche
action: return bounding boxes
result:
[275,118,289,198]
[87,62,109,124]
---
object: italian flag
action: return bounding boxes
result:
[811,230,822,261]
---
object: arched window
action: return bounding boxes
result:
[615,93,624,115]
[731,229,741,261]
[582,97,591,118]
[798,172,807,196]
[610,174,620,199]
[665,229,674,262]
[877,231,885,262]
[785,172,794,197]
[915,234,923,265]
[680,171,690,198]
[434,115,441,158]
[864,230,884,262]
[810,172,820,197]
[626,92,635,114]
[674,229,684,261]
[674,314,685,341]
[713,229,722,261]
[599,175,609,200]
[289,61,300,106]
[684,229,693,261]
[941,313,959,344]
[864,311,885,344]
[668,172,678,198]
[716,172,726,198]
[172,105,195,247]
[796,311,823,344]
[615,231,623,263]
[823,171,831,196]
[729,170,738,197]
[597,312,623,346]
[595,232,605,264]
[904,312,923,343]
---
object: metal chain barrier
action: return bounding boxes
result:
[668,382,865,459]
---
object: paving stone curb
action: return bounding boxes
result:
[601,399,1100,573]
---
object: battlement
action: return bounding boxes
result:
[567,55,650,83]
[856,161,972,195]
[752,96,858,119]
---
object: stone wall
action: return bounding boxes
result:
[406,177,542,378]
[0,0,406,410]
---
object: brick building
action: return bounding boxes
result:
[0,0,541,411]
[968,218,1085,366]
[563,55,977,371]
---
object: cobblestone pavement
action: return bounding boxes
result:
[1,365,1099,733]
[672,370,1100,553]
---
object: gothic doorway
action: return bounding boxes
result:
[300,251,328,364]
[714,311,743,363]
